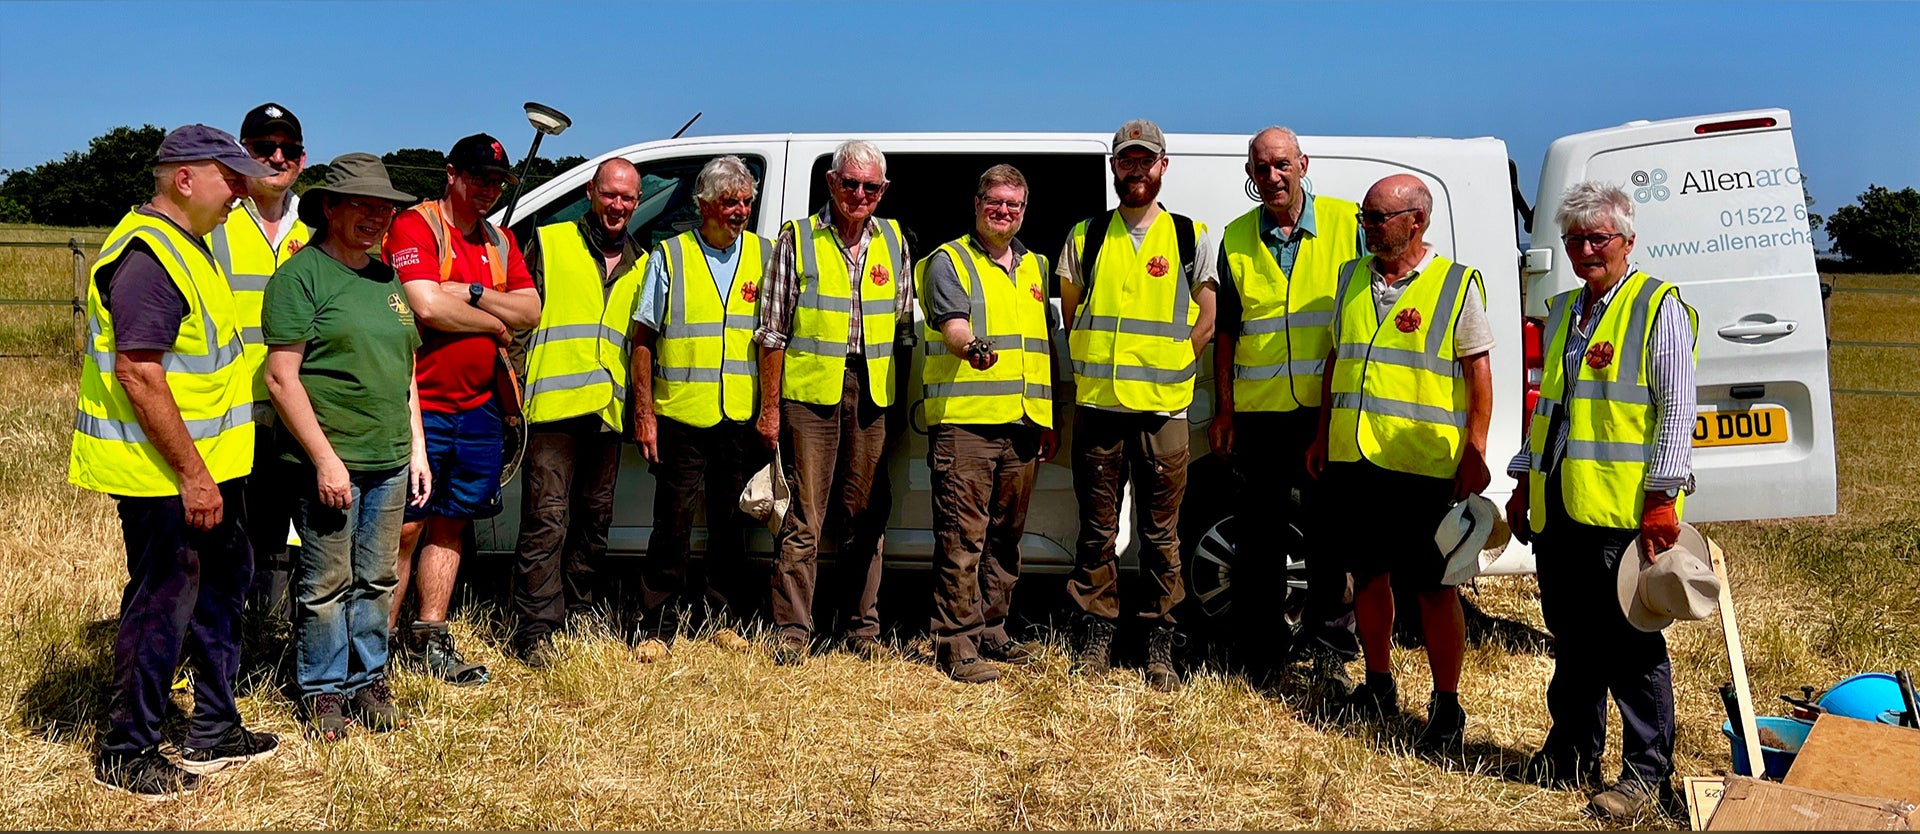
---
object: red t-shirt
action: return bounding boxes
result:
[383,208,535,413]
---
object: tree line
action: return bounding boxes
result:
[0,124,586,229]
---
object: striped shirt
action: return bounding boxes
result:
[751,204,914,357]
[1506,271,1696,493]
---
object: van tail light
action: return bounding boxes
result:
[1522,317,1545,429]
[1695,116,1777,134]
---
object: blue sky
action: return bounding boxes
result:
[2,1,1916,223]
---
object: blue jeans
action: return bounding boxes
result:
[293,465,406,698]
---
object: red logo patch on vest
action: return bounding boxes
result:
[741,281,758,303]
[286,238,303,256]
[1146,255,1170,277]
[870,264,890,286]
[1394,308,1422,333]
[1585,341,1615,370]
[1030,283,1043,302]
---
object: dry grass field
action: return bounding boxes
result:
[0,232,1914,829]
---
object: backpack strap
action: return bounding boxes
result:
[1172,212,1196,284]
[1077,209,1116,294]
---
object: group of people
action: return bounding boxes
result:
[70,107,1698,822]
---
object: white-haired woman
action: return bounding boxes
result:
[1504,181,1698,820]
[626,155,772,656]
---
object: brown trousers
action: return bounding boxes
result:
[770,365,890,641]
[1065,408,1188,623]
[640,414,768,629]
[929,422,1039,664]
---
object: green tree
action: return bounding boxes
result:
[0,124,167,227]
[1825,185,1920,273]
[382,148,450,203]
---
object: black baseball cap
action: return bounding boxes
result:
[240,102,302,142]
[448,133,517,183]
[154,124,275,178]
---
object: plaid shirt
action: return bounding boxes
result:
[1508,272,1696,493]
[752,203,915,355]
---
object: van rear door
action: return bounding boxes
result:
[1527,108,1837,521]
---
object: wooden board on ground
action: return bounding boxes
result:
[1706,776,1914,831]
[1686,776,1727,830]
[1783,713,1920,804]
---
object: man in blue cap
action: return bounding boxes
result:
[69,124,283,799]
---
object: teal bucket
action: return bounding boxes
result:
[1817,673,1905,722]
[1722,717,1809,779]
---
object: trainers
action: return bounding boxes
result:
[516,634,559,669]
[845,636,890,660]
[93,748,198,801]
[1144,626,1183,692]
[304,692,350,743]
[178,724,279,774]
[633,637,671,663]
[772,635,809,667]
[1073,615,1116,674]
[710,628,751,652]
[415,624,489,686]
[980,639,1034,665]
[943,657,1002,684]
[347,680,407,733]
[1415,694,1467,752]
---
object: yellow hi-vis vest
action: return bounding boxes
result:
[1221,195,1359,411]
[653,230,768,428]
[913,238,1054,428]
[1067,211,1205,411]
[209,200,310,405]
[781,214,904,407]
[524,222,648,431]
[1527,271,1699,532]
[1328,253,1483,479]
[70,210,253,497]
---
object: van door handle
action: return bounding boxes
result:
[1717,320,1797,339]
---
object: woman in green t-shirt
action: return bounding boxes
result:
[262,154,423,742]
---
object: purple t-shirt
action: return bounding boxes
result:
[97,207,196,352]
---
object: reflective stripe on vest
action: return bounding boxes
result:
[1527,271,1699,531]
[914,238,1054,428]
[210,204,311,404]
[1067,211,1204,411]
[654,230,768,428]
[523,222,646,429]
[781,215,904,407]
[1221,194,1358,411]
[70,211,253,497]
[1327,254,1480,479]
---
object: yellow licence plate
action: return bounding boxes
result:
[1693,406,1790,448]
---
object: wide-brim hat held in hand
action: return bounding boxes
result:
[296,153,419,229]
[1435,494,1512,586]
[1617,522,1722,632]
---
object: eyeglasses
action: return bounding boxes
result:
[979,198,1026,212]
[835,175,886,195]
[341,198,398,218]
[1356,207,1419,225]
[247,140,304,160]
[1113,155,1162,173]
[1561,232,1625,250]
[461,171,510,189]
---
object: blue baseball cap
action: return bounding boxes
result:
[154,124,276,178]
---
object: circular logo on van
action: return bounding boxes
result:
[741,281,758,303]
[1585,341,1615,370]
[870,264,890,286]
[1146,255,1170,277]
[1394,308,1422,333]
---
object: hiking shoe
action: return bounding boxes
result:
[1416,695,1467,752]
[633,637,671,663]
[93,748,198,801]
[710,628,751,652]
[1144,626,1183,692]
[1313,653,1359,700]
[415,625,489,686]
[845,636,889,660]
[179,724,279,774]
[1587,779,1681,822]
[772,635,809,667]
[943,657,1002,684]
[1340,676,1399,723]
[980,639,1035,665]
[1073,615,1116,674]
[348,680,407,733]
[516,634,560,670]
[304,693,350,742]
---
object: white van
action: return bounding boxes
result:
[480,108,1835,632]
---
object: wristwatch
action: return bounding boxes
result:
[1660,487,1681,499]
[467,283,485,307]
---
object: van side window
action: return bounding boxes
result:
[806,152,1104,297]
[508,155,768,250]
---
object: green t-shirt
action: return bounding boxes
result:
[262,245,423,471]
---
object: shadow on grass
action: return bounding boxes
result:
[18,617,115,745]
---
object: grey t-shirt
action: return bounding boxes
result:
[98,207,206,353]
[1054,210,1218,418]
[1335,248,1493,358]
[921,234,1041,329]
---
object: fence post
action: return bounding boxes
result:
[69,237,86,358]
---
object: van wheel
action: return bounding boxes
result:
[1178,456,1311,650]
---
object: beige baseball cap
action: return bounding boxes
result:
[1113,119,1166,155]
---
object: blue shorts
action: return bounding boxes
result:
[407,399,504,521]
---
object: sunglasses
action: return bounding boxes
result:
[247,140,304,160]
[835,175,885,195]
[1356,207,1419,225]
